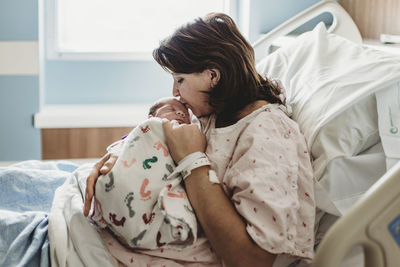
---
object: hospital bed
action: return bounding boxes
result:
[1,1,400,266]
[253,0,400,266]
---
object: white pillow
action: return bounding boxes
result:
[311,94,379,179]
[256,23,400,181]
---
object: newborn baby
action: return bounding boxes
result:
[90,97,206,250]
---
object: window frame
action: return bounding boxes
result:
[45,0,238,61]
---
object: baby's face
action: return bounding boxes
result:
[154,99,191,124]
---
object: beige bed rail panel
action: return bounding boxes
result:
[311,161,400,267]
[339,0,400,39]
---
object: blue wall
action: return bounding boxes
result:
[0,0,41,161]
[0,0,38,41]
[0,76,41,160]
[45,61,172,104]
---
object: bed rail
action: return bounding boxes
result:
[253,0,362,63]
[311,161,400,267]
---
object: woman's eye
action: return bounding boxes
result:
[177,78,184,84]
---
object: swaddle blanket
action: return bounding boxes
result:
[91,118,198,250]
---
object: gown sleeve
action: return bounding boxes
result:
[225,109,315,259]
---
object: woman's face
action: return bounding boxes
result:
[172,71,215,118]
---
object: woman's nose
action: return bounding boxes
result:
[172,83,180,97]
[173,89,180,97]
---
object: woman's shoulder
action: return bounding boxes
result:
[235,100,269,121]
[205,102,296,138]
[241,103,302,141]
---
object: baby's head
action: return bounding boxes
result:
[148,97,190,124]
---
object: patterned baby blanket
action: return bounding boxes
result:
[91,118,198,249]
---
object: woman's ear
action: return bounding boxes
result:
[209,68,220,87]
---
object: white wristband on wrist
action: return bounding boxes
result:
[177,152,220,183]
[177,152,211,180]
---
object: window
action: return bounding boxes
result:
[46,0,236,60]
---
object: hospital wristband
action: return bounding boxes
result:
[178,152,211,180]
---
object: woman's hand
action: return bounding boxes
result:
[162,120,207,163]
[83,153,118,216]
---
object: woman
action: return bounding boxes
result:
[84,13,315,267]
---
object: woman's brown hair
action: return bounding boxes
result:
[153,13,282,126]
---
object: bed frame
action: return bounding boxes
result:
[312,162,400,267]
[252,0,362,62]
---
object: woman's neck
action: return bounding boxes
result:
[235,100,269,121]
[215,100,269,128]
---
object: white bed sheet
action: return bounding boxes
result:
[256,23,400,216]
[256,20,400,266]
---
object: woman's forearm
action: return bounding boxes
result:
[185,166,276,267]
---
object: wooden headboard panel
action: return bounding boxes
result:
[339,0,400,39]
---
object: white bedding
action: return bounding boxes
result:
[256,23,400,215]
[48,164,116,267]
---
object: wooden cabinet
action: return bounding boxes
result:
[41,127,132,159]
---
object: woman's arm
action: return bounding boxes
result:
[163,121,276,267]
[186,166,276,267]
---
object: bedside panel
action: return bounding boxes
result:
[42,127,132,159]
